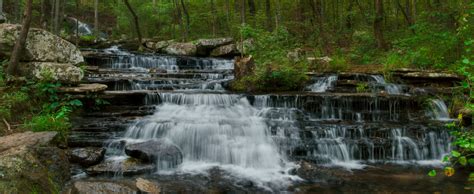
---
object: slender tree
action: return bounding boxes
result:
[123,0,143,48]
[7,0,33,76]
[265,0,272,31]
[180,0,190,41]
[374,0,387,50]
[94,0,99,38]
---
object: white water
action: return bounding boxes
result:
[115,93,299,189]
[370,75,403,95]
[69,17,93,35]
[427,99,451,121]
[308,75,338,92]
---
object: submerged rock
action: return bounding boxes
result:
[163,42,197,56]
[86,158,154,176]
[125,139,183,165]
[0,23,84,64]
[0,132,70,193]
[18,62,84,84]
[69,147,106,167]
[65,180,138,194]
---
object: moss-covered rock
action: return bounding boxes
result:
[0,132,70,193]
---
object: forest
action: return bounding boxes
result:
[0,0,473,193]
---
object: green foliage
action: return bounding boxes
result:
[79,35,97,42]
[356,83,369,93]
[232,25,308,92]
[329,55,349,72]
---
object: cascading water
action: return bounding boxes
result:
[427,99,451,121]
[308,75,338,92]
[369,75,403,95]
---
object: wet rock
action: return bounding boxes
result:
[163,42,197,56]
[18,62,84,84]
[69,147,106,167]
[0,132,70,193]
[59,84,108,93]
[86,158,154,176]
[66,180,138,194]
[0,24,84,64]
[136,178,161,194]
[210,44,238,57]
[145,40,176,51]
[125,139,183,165]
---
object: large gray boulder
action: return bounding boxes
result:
[18,62,84,84]
[125,139,183,166]
[0,132,70,193]
[196,38,233,49]
[163,42,197,56]
[0,23,84,64]
[210,44,238,57]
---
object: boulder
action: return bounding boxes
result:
[69,147,106,167]
[59,84,108,93]
[163,42,197,56]
[18,62,84,84]
[155,40,175,51]
[0,132,70,193]
[86,158,154,176]
[65,180,138,194]
[210,44,238,57]
[125,139,183,166]
[0,24,84,64]
[196,38,233,49]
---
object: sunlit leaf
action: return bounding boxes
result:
[444,167,455,177]
[452,150,461,157]
[460,156,467,166]
[428,170,437,177]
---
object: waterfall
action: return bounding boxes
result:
[308,75,338,92]
[110,93,299,188]
[369,75,403,95]
[427,99,451,121]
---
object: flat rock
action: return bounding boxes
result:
[0,131,58,152]
[136,178,161,194]
[59,84,108,93]
[66,180,137,194]
[86,158,154,176]
[69,147,106,167]
[196,38,233,49]
[125,139,183,166]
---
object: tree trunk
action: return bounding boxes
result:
[248,0,256,16]
[241,0,246,25]
[210,0,217,36]
[0,0,4,23]
[54,0,60,34]
[7,0,33,76]
[265,0,272,31]
[94,0,99,37]
[180,0,190,41]
[374,0,387,50]
[396,0,415,34]
[123,0,143,49]
[40,0,47,29]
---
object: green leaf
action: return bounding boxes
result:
[463,58,470,64]
[459,156,467,166]
[428,170,437,177]
[452,150,461,157]
[69,99,83,107]
[443,155,450,162]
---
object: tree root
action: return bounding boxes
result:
[2,118,11,133]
